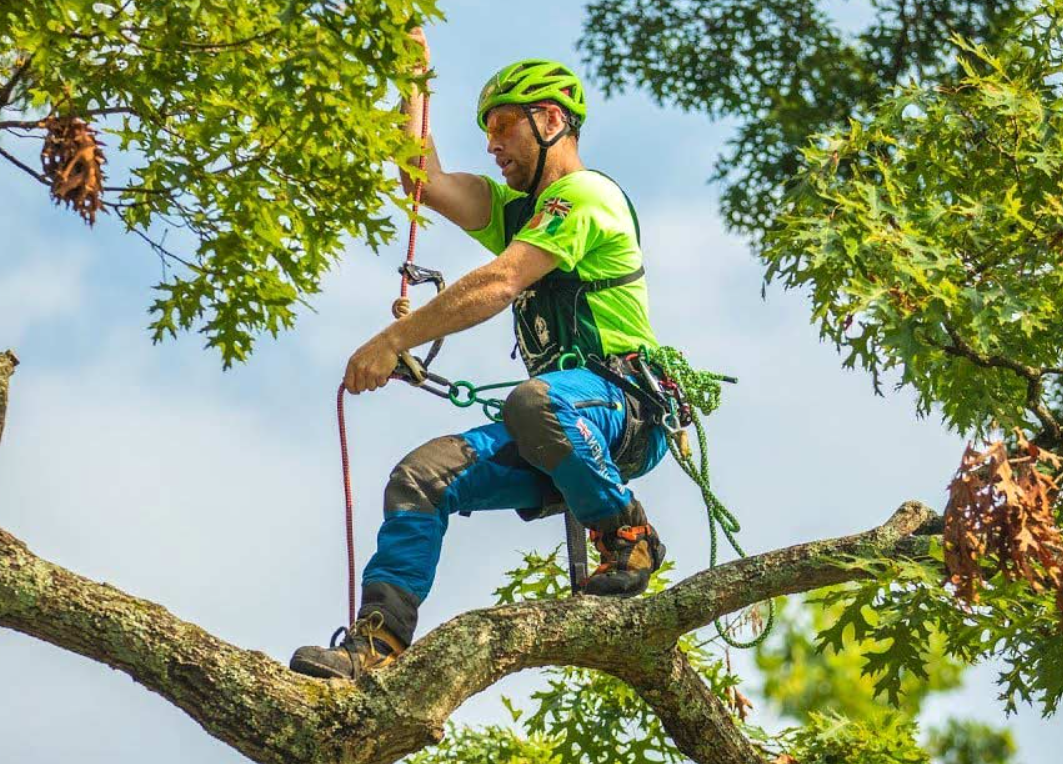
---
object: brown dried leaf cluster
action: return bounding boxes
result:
[723,651,754,722]
[944,433,1063,611]
[724,685,753,722]
[40,116,105,225]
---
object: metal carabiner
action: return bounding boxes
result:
[392,262,448,380]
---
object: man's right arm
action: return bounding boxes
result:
[398,29,491,232]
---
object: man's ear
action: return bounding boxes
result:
[547,105,573,142]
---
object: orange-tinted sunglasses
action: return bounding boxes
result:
[485,105,549,142]
[484,108,526,142]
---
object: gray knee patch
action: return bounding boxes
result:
[383,435,478,513]
[502,379,572,471]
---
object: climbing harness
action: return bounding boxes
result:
[334,81,771,649]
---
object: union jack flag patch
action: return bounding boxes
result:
[542,197,572,218]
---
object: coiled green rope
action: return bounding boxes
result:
[646,346,775,649]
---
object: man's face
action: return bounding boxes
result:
[485,104,553,190]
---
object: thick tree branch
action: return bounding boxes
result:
[619,648,766,764]
[0,502,941,764]
[0,349,18,446]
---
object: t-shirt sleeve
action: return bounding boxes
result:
[464,175,525,255]
[513,193,601,272]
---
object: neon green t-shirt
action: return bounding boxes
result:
[466,170,658,375]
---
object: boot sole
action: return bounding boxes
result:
[289,656,354,680]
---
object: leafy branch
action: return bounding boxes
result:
[0,54,33,108]
[939,324,1063,444]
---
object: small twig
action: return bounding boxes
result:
[1,108,136,132]
[130,228,202,272]
[940,324,1063,442]
[84,107,139,119]
[942,324,1039,380]
[101,184,173,195]
[102,198,154,210]
[119,27,279,55]
[0,145,47,184]
[0,119,45,130]
[210,128,288,176]
[0,55,34,109]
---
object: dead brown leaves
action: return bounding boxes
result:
[724,684,753,722]
[40,116,105,225]
[723,651,754,722]
[944,433,1063,611]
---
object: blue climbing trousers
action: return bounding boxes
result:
[358,367,669,644]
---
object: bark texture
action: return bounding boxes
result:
[0,502,941,764]
[0,349,17,446]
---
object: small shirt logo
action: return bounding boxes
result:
[542,197,572,218]
[525,197,572,236]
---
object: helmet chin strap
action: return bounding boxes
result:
[520,104,570,196]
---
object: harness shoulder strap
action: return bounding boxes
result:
[590,169,641,247]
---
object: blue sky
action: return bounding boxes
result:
[1,1,1057,761]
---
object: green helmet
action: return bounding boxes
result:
[476,59,587,131]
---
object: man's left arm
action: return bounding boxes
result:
[343,241,557,393]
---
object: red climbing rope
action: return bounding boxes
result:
[397,89,431,312]
[337,83,430,627]
[337,383,356,626]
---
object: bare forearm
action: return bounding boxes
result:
[341,243,555,394]
[383,264,516,352]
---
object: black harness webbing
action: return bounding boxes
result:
[541,265,646,294]
[585,354,669,420]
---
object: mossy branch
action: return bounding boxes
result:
[0,502,940,764]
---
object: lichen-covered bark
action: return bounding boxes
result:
[0,503,941,764]
[0,349,17,445]
[619,648,763,763]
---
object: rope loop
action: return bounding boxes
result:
[645,345,774,649]
[392,297,411,319]
[329,625,349,648]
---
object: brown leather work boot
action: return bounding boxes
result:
[583,524,666,598]
[289,612,405,680]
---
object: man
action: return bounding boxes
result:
[290,30,669,680]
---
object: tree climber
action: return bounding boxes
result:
[290,28,670,680]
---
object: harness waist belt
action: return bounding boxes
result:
[542,265,645,293]
[585,354,668,420]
